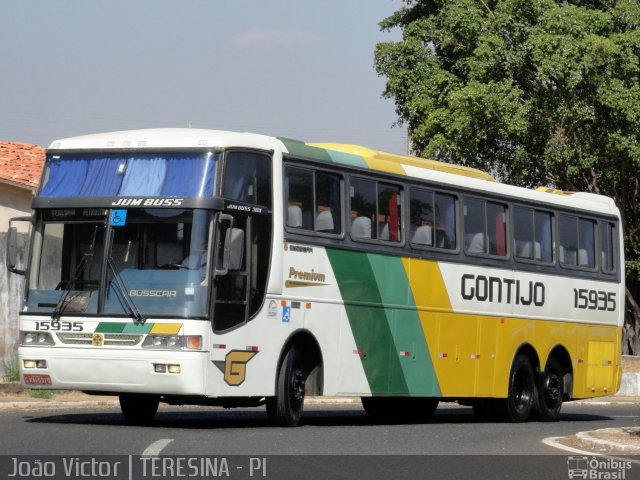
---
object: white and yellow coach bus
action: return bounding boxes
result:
[8,129,623,426]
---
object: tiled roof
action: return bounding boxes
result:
[0,141,45,191]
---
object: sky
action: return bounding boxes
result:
[1,1,407,154]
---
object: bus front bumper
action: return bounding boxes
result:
[18,346,208,396]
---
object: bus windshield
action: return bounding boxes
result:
[27,209,213,319]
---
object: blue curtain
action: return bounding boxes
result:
[161,153,216,196]
[78,158,124,196]
[40,153,216,197]
[119,157,167,196]
[40,158,89,196]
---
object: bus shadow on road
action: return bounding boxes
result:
[23,406,614,430]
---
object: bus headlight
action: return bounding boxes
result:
[142,335,202,350]
[20,332,54,346]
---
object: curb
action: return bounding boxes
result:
[575,428,640,454]
[0,400,119,410]
[617,373,640,396]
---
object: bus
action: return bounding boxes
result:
[8,128,623,426]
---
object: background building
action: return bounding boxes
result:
[0,142,44,377]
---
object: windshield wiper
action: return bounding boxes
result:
[51,226,98,320]
[107,257,145,323]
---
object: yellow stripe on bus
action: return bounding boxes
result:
[150,323,182,335]
[401,257,621,399]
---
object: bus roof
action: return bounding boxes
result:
[309,143,496,182]
[48,128,281,152]
[46,128,619,217]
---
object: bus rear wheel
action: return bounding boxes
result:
[119,394,159,425]
[534,358,564,422]
[500,354,535,423]
[266,346,306,427]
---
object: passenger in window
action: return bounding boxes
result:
[350,210,372,239]
[412,218,434,246]
[315,204,334,233]
[287,200,303,228]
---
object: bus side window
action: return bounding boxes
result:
[601,221,617,273]
[578,218,595,268]
[350,178,401,243]
[514,207,553,263]
[223,152,272,207]
[315,172,341,234]
[464,198,486,254]
[410,188,456,249]
[285,167,342,235]
[488,201,507,256]
[379,183,401,242]
[435,193,456,249]
[559,214,578,267]
[410,187,435,246]
[350,178,377,240]
[285,167,313,230]
[534,211,554,263]
[514,207,534,259]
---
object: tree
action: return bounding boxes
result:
[375,0,640,353]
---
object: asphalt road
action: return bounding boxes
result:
[3,402,640,479]
[1,401,639,456]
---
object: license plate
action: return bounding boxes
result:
[23,374,52,386]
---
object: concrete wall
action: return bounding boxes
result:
[0,184,33,377]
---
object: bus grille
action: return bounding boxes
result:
[56,333,143,346]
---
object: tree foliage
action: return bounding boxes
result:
[375,0,640,352]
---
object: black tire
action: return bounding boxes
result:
[266,347,306,427]
[534,358,564,422]
[500,354,535,423]
[361,397,439,421]
[119,394,159,425]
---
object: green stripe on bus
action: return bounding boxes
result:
[324,150,368,169]
[122,323,153,334]
[367,254,441,396]
[279,138,333,163]
[326,248,409,395]
[95,322,126,333]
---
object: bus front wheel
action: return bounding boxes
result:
[119,394,159,425]
[266,346,306,427]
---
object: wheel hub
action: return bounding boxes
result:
[290,369,305,404]
[544,374,562,406]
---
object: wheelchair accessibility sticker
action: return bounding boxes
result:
[111,209,127,227]
[282,306,291,323]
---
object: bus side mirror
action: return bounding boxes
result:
[228,228,244,271]
[7,216,33,275]
[215,214,245,276]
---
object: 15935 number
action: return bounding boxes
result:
[35,321,83,332]
[573,289,616,311]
